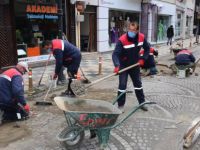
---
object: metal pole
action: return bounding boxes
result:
[64,0,68,39]
[57,0,63,39]
[98,55,102,75]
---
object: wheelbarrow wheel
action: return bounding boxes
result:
[58,126,85,149]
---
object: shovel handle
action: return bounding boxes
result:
[38,53,52,86]
[43,80,55,102]
[87,63,139,87]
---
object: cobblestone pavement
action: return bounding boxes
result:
[3,41,200,150]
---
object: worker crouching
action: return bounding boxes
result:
[0,62,30,123]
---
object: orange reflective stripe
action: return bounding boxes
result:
[52,39,64,50]
[120,33,145,49]
[3,68,21,79]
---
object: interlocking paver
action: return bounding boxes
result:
[3,39,200,150]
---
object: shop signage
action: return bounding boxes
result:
[26,4,58,14]
[27,14,58,19]
[26,4,58,19]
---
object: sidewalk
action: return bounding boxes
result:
[24,37,198,92]
[4,40,200,150]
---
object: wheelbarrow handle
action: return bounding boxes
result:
[108,101,156,129]
[86,63,139,88]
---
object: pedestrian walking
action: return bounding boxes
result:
[43,39,81,97]
[139,43,158,76]
[167,25,174,46]
[112,20,150,112]
[0,62,30,122]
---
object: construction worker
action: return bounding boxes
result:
[43,39,81,96]
[112,20,150,112]
[175,49,196,73]
[140,43,158,76]
[0,62,30,122]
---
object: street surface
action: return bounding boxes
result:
[1,38,200,150]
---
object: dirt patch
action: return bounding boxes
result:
[0,122,31,147]
[63,100,113,113]
[157,65,173,76]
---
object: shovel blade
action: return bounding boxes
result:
[70,80,86,96]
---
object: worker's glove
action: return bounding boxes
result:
[53,74,58,80]
[138,59,145,67]
[114,66,120,74]
[23,104,30,113]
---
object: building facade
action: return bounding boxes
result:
[0,1,17,68]
[97,0,141,52]
[0,0,197,67]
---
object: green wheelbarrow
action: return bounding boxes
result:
[54,93,156,149]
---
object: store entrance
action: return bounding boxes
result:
[80,6,97,52]
[109,10,140,49]
[157,15,170,42]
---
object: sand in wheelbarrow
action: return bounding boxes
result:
[0,122,31,147]
[64,100,113,113]
[79,89,117,102]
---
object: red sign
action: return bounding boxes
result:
[26,4,58,14]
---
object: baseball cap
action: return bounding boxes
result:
[17,61,29,72]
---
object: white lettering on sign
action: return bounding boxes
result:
[27,14,58,19]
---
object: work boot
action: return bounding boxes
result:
[140,105,148,111]
[57,80,67,86]
[60,90,76,97]
[90,130,97,139]
[118,106,125,113]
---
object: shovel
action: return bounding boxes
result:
[38,53,52,87]
[35,80,54,106]
[79,67,91,84]
[70,63,139,96]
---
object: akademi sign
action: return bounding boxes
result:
[26,4,58,14]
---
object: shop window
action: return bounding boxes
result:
[157,16,170,42]
[15,1,59,59]
[108,10,139,48]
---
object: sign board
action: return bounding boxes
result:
[26,5,58,14]
[26,4,58,19]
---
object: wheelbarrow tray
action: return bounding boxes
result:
[54,97,122,128]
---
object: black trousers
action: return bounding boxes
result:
[0,103,27,121]
[117,66,145,107]
[167,37,173,45]
[66,55,82,95]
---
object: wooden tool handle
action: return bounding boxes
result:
[38,53,52,86]
[86,63,139,88]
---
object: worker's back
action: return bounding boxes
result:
[175,49,195,65]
